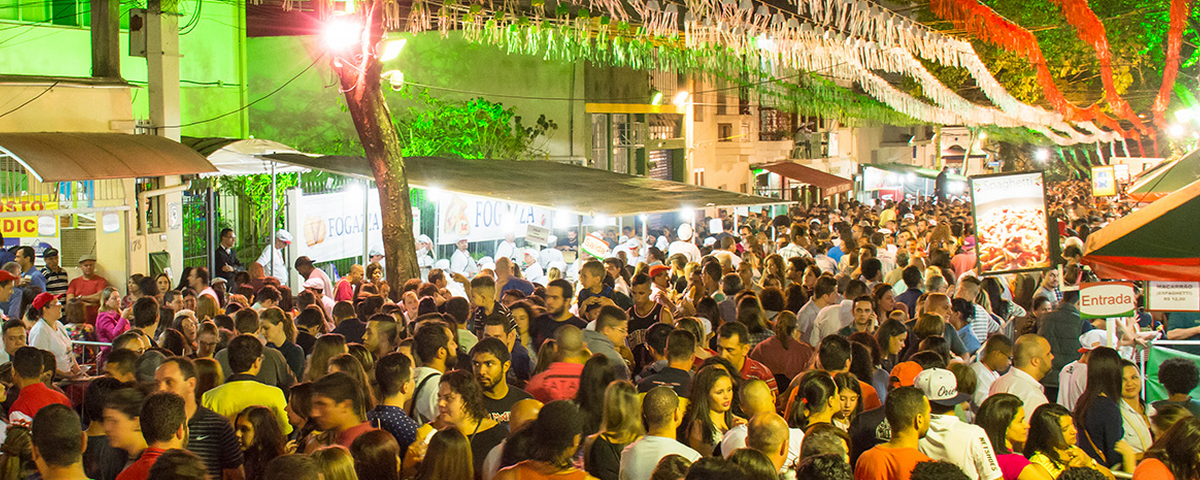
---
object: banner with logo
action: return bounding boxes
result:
[1092,166,1117,197]
[1146,344,1200,403]
[436,192,553,245]
[969,172,1051,274]
[0,198,60,254]
[297,190,384,264]
[1079,282,1137,319]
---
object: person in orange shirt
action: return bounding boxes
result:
[854,386,932,480]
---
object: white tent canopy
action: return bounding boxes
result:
[182,137,309,177]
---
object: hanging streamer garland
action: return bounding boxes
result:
[1153,0,1193,131]
[926,0,1137,145]
[1048,0,1151,138]
[390,0,1119,145]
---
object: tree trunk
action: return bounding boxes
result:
[333,1,417,297]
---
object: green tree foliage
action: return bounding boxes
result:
[395,90,558,160]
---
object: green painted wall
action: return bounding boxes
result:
[248,31,632,160]
[0,0,245,138]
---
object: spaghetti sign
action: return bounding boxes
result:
[1079,282,1137,319]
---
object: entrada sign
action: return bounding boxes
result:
[1079,282,1137,319]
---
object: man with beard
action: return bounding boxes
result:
[529,279,586,349]
[411,321,457,424]
[471,337,532,427]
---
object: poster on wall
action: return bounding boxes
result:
[969,171,1051,275]
[1092,166,1117,197]
[436,192,553,245]
[0,198,61,256]
[1113,164,1130,184]
[297,190,384,264]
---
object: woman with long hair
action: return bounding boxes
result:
[349,429,400,480]
[123,274,146,309]
[786,370,839,430]
[735,296,772,347]
[496,401,598,480]
[871,283,897,324]
[831,372,862,431]
[848,335,887,403]
[748,311,813,382]
[95,286,129,358]
[1025,403,1111,479]
[681,365,741,456]
[437,370,506,478]
[976,393,1043,480]
[576,355,618,439]
[1118,360,1153,459]
[0,426,35,480]
[260,307,303,381]
[875,319,909,373]
[1133,416,1200,480]
[761,254,787,290]
[783,283,807,314]
[328,353,377,411]
[235,406,289,480]
[582,381,644,480]
[170,310,199,356]
[1073,347,1136,473]
[155,273,173,299]
[306,333,348,382]
[507,300,538,358]
[311,445,359,480]
[195,294,220,323]
[415,423,473,480]
[195,357,223,400]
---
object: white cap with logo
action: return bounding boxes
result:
[914,368,971,407]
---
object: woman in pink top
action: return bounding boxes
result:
[1133,416,1200,480]
[977,393,1041,480]
[95,286,129,353]
[748,311,813,381]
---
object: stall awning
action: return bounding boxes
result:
[1128,148,1200,203]
[264,154,786,215]
[0,132,216,182]
[757,161,851,196]
[1083,178,1200,281]
[181,136,307,177]
[868,162,968,182]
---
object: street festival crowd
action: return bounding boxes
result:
[4,179,1200,480]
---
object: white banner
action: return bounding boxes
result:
[297,190,384,264]
[1147,282,1200,312]
[436,192,553,245]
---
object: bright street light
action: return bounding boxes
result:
[1169,123,1187,138]
[1034,149,1050,162]
[672,91,690,106]
[379,38,407,62]
[321,17,363,53]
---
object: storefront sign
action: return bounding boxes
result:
[1091,166,1117,197]
[1146,282,1200,312]
[969,172,1051,274]
[297,190,384,264]
[0,199,59,248]
[436,192,552,245]
[1079,282,1137,319]
[580,231,610,259]
[525,225,550,246]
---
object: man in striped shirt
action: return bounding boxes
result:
[154,356,245,480]
[39,248,68,296]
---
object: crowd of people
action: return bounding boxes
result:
[3,180,1200,480]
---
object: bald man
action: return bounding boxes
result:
[988,334,1054,422]
[526,325,591,403]
[747,413,791,473]
[915,293,969,357]
[619,387,700,480]
[482,398,543,480]
[719,379,803,472]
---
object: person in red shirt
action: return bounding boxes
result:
[31,403,90,480]
[8,346,70,425]
[308,371,372,450]
[526,325,590,403]
[334,264,363,303]
[117,392,188,480]
[66,255,108,324]
[715,322,778,394]
[855,386,932,480]
[786,335,882,414]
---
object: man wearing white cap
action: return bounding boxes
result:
[303,276,336,319]
[495,232,519,262]
[451,238,478,277]
[416,235,435,275]
[667,224,701,264]
[915,368,1003,480]
[255,229,291,284]
[1058,329,1108,410]
[538,236,563,269]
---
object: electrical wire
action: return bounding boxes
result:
[0,81,58,119]
[157,53,325,128]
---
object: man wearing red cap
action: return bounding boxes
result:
[647,265,676,311]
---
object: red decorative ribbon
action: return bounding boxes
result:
[1153,0,1193,132]
[929,0,1148,154]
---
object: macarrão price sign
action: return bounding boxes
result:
[1079,282,1137,319]
[1146,282,1200,312]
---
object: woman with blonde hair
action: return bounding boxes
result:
[195,293,221,323]
[306,333,348,382]
[195,357,224,400]
[582,381,644,480]
[310,445,359,480]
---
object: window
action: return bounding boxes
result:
[716,89,727,116]
[759,108,796,141]
[718,123,733,142]
[692,168,705,186]
[740,122,752,143]
[590,114,608,169]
